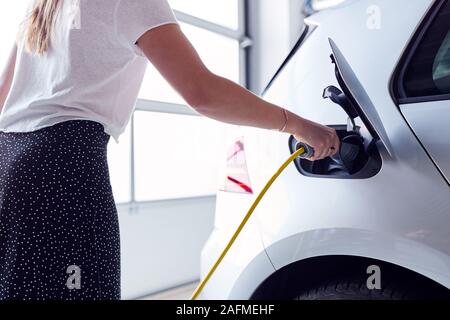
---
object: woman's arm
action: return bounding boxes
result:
[137,24,339,160]
[0,44,17,112]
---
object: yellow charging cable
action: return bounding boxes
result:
[190,146,306,300]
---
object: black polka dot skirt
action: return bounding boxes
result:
[0,120,120,300]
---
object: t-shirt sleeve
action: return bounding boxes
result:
[115,0,178,56]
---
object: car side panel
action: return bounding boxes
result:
[245,0,450,288]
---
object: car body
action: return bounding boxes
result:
[200,0,450,299]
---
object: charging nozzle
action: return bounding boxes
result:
[295,141,315,159]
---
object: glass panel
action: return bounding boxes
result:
[0,1,29,63]
[403,1,450,97]
[138,22,240,103]
[169,0,239,30]
[108,123,132,203]
[433,31,450,94]
[134,111,225,201]
[138,62,185,105]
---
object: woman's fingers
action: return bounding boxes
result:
[332,133,341,156]
[309,129,340,161]
[293,119,340,161]
[324,133,340,158]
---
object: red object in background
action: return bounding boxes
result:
[220,138,253,194]
[226,176,253,194]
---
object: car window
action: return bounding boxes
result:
[433,31,450,93]
[402,1,450,99]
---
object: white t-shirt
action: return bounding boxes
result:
[0,0,178,143]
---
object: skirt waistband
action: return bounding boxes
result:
[0,120,111,150]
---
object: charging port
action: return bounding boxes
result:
[289,127,382,179]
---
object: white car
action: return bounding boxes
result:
[200,0,450,300]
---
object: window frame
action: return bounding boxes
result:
[120,0,251,205]
[393,0,450,105]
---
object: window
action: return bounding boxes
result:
[133,111,225,201]
[399,1,450,100]
[138,22,240,104]
[111,0,249,203]
[0,1,28,64]
[108,124,132,203]
[433,32,450,93]
[169,0,240,30]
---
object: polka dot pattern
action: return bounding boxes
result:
[0,120,120,300]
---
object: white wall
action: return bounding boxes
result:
[118,197,216,299]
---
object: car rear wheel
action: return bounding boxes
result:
[294,277,415,300]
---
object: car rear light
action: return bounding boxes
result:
[219,137,253,194]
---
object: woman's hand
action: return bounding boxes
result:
[292,117,340,161]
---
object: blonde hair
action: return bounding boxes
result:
[25,0,61,55]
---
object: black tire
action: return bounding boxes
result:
[294,277,416,300]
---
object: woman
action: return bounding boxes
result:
[0,0,339,300]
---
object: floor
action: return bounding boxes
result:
[141,282,199,300]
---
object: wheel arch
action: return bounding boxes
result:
[228,227,450,299]
[250,255,450,299]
